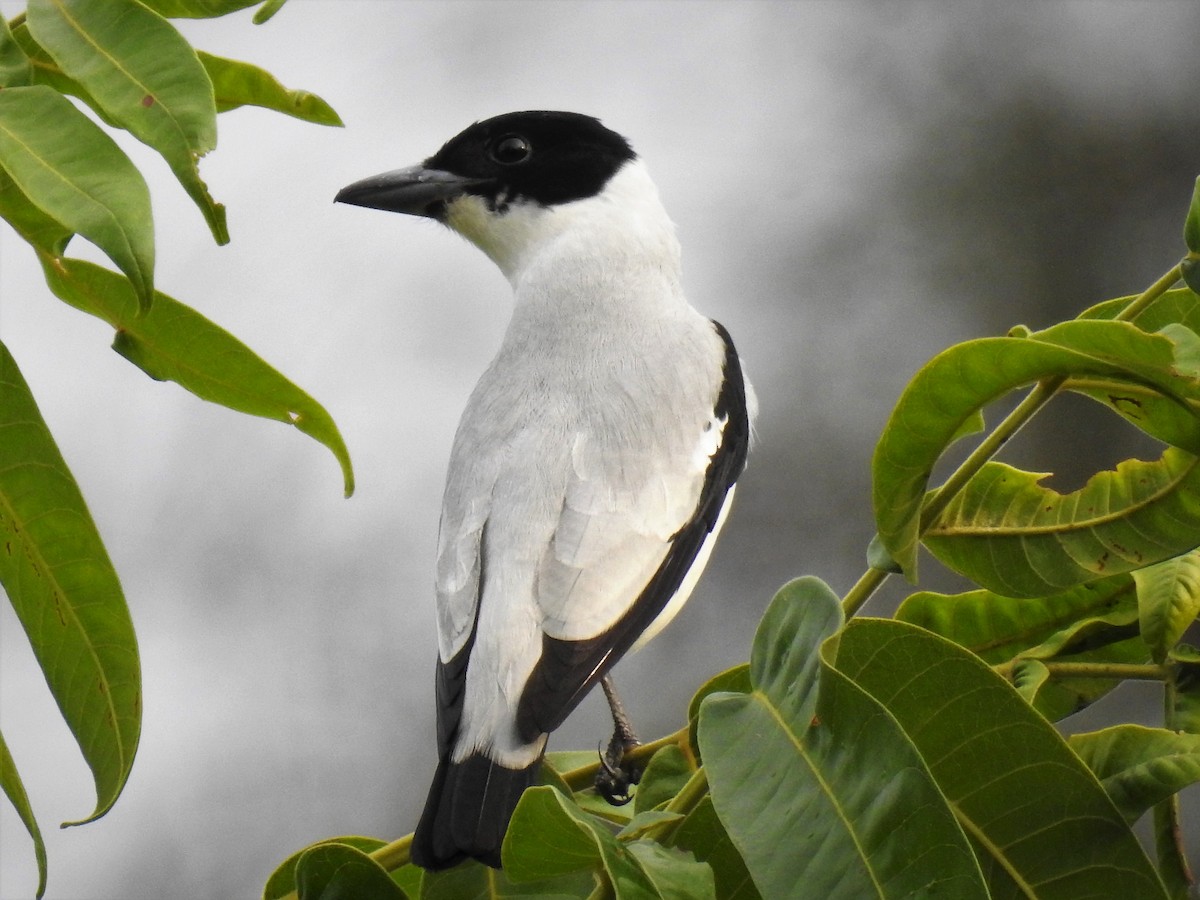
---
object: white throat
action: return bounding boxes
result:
[441,159,683,291]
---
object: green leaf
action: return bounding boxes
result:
[924,450,1200,598]
[1010,658,1050,707]
[1065,372,1200,452]
[263,836,386,900]
[671,797,760,900]
[685,664,749,760]
[419,859,597,900]
[27,0,228,244]
[540,750,602,796]
[8,22,120,128]
[0,15,32,87]
[136,0,263,16]
[1080,287,1200,328]
[252,0,289,24]
[1066,290,1200,447]
[632,744,692,816]
[616,810,683,842]
[198,51,342,125]
[0,85,154,309]
[1134,550,1200,663]
[1184,258,1200,296]
[698,578,988,900]
[41,257,354,497]
[1152,796,1193,900]
[1068,725,1200,824]
[294,843,408,900]
[0,341,141,826]
[1185,176,1200,255]
[623,841,715,900]
[0,165,72,255]
[1042,319,1200,450]
[0,730,47,899]
[503,786,671,898]
[836,617,1168,899]
[503,787,608,883]
[873,320,1200,581]
[391,865,424,899]
[538,751,635,827]
[536,755,576,798]
[895,578,1147,720]
[865,533,902,573]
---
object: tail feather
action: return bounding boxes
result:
[411,753,541,870]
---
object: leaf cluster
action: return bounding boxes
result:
[6,3,1200,897]
[0,1,353,897]
[269,182,1200,898]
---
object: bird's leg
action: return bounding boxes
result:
[595,674,642,806]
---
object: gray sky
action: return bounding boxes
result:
[2,2,1199,897]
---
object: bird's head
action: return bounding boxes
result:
[336,111,655,280]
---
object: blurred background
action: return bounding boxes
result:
[2,2,1199,897]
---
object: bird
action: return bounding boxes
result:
[335,111,755,871]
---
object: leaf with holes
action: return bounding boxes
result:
[1069,288,1200,447]
[27,0,227,243]
[873,319,1200,582]
[0,342,141,830]
[923,450,1200,598]
[41,257,354,497]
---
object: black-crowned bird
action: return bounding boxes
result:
[336,110,755,870]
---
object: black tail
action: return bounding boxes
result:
[411,752,541,870]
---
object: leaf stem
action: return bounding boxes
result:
[368,833,412,875]
[840,260,1184,618]
[1153,672,1197,892]
[1113,262,1187,323]
[841,567,889,618]
[993,660,1171,681]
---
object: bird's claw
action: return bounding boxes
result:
[594,737,642,806]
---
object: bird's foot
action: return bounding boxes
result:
[595,729,642,806]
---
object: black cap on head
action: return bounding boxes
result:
[426,111,636,208]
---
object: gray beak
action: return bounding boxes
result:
[334,165,487,218]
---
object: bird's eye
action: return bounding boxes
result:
[491,135,531,165]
